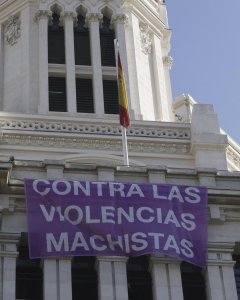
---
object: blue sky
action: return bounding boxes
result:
[166,1,240,144]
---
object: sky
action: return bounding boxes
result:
[166,1,240,144]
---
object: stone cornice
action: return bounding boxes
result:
[0,113,191,140]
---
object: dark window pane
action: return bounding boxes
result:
[74,15,91,65]
[100,17,115,66]
[76,78,94,113]
[49,77,67,112]
[16,233,43,300]
[72,256,98,300]
[233,255,240,299]
[127,256,153,300]
[103,80,118,114]
[181,262,207,300]
[48,13,65,64]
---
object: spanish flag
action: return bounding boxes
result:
[117,51,130,128]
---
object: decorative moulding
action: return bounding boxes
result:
[4,15,21,46]
[139,22,152,55]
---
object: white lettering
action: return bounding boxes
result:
[33,179,50,196]
[163,235,180,254]
[185,187,201,203]
[71,232,89,251]
[126,184,145,198]
[168,186,184,202]
[89,235,107,251]
[64,205,83,225]
[52,180,71,196]
[131,232,148,251]
[46,232,69,252]
[180,239,194,258]
[136,207,155,223]
[101,206,115,224]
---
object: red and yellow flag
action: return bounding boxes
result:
[117,52,130,128]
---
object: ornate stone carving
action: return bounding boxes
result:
[60,11,77,25]
[2,133,190,155]
[139,23,152,55]
[35,10,52,22]
[4,15,21,46]
[111,14,128,26]
[0,119,191,140]
[163,55,173,69]
[85,13,103,25]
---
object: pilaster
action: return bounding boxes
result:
[86,13,104,116]
[149,255,184,300]
[152,33,170,121]
[35,10,52,114]
[96,256,128,300]
[43,258,72,300]
[206,243,238,300]
[60,11,77,113]
[0,233,19,300]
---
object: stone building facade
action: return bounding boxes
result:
[0,0,240,299]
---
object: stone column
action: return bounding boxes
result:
[0,24,3,110]
[111,14,132,115]
[206,244,238,300]
[96,257,128,300]
[86,13,104,116]
[35,10,52,114]
[152,33,171,121]
[163,55,174,120]
[0,233,19,300]
[60,12,77,113]
[43,258,72,300]
[149,255,184,300]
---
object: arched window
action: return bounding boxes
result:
[48,13,65,64]
[74,15,91,65]
[127,256,153,300]
[72,256,98,300]
[16,233,43,300]
[181,262,207,300]
[100,16,115,66]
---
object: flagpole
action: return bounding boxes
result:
[114,39,130,167]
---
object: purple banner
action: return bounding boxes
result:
[24,179,208,266]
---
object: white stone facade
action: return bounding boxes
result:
[0,0,240,299]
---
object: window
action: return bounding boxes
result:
[72,256,98,300]
[74,15,91,65]
[16,233,43,300]
[127,256,153,300]
[181,262,207,300]
[100,16,116,67]
[49,77,67,112]
[48,13,65,64]
[76,78,94,113]
[103,80,118,114]
[233,255,240,298]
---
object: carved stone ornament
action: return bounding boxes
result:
[85,13,103,26]
[4,15,21,46]
[163,55,173,69]
[139,23,152,55]
[111,14,128,27]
